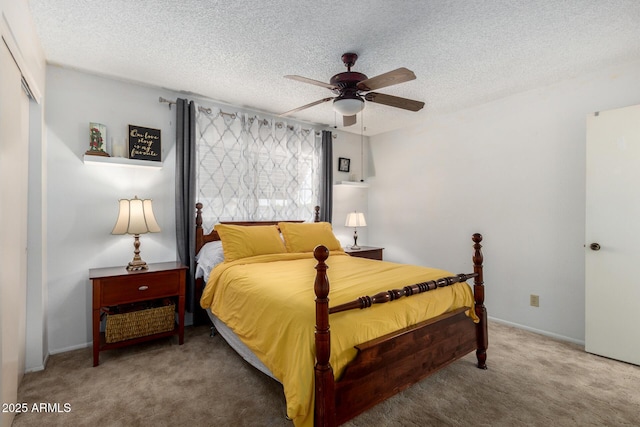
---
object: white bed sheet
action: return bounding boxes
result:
[206,308,278,381]
[198,240,278,380]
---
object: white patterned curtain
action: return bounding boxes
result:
[196,105,321,233]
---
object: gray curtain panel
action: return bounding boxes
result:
[175,98,197,312]
[320,130,333,222]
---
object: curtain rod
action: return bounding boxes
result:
[197,106,316,134]
[159,96,320,135]
[158,96,176,109]
[198,105,237,118]
[159,96,236,118]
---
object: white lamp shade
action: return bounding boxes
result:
[345,212,367,227]
[333,97,364,116]
[112,197,161,235]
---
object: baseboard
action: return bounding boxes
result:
[24,352,49,373]
[488,316,585,346]
[48,316,196,357]
[49,341,91,355]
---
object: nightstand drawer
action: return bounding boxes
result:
[101,271,180,305]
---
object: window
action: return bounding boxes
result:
[196,108,321,232]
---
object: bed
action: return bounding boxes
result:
[194,203,488,426]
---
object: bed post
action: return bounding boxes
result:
[314,205,320,223]
[472,233,488,369]
[313,245,336,427]
[195,202,204,253]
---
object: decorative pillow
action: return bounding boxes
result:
[214,224,286,262]
[278,222,343,253]
[195,240,225,281]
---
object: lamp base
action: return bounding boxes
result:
[126,234,149,271]
[126,260,149,271]
[351,230,360,250]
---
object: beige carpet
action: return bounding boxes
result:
[13,321,640,426]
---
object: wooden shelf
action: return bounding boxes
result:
[83,154,162,169]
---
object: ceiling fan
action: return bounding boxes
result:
[280,53,425,127]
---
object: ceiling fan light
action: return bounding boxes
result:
[333,97,364,116]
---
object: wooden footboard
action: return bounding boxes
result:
[335,307,476,424]
[313,233,487,426]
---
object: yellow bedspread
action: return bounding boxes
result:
[200,251,477,427]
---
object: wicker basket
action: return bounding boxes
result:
[105,304,175,343]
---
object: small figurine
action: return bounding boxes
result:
[86,122,109,156]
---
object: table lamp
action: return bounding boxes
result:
[112,196,161,270]
[345,212,366,250]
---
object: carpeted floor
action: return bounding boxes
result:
[13,321,640,426]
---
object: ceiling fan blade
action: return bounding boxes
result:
[364,92,425,111]
[285,75,339,91]
[357,67,416,91]
[343,115,357,127]
[279,97,334,117]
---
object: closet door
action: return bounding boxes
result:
[0,39,30,427]
[585,104,640,366]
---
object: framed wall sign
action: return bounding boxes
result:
[338,157,351,172]
[128,125,161,161]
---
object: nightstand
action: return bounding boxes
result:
[344,246,384,261]
[89,261,187,366]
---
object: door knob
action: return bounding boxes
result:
[590,243,601,251]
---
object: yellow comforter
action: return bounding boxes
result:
[200,251,477,427]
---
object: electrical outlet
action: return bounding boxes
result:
[530,294,539,307]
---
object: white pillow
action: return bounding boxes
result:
[195,240,225,281]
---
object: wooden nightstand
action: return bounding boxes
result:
[344,246,384,261]
[89,261,187,366]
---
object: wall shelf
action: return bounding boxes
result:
[335,181,369,188]
[83,154,163,169]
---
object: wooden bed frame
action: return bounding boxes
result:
[194,203,488,426]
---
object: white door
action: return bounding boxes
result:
[585,104,640,366]
[0,39,30,427]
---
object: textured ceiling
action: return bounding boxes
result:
[28,0,640,136]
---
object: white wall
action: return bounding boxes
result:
[368,59,640,343]
[331,129,371,247]
[25,98,47,372]
[45,66,179,354]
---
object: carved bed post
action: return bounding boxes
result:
[313,245,336,427]
[314,205,320,223]
[195,202,204,253]
[472,233,488,369]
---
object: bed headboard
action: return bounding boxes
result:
[195,204,321,254]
